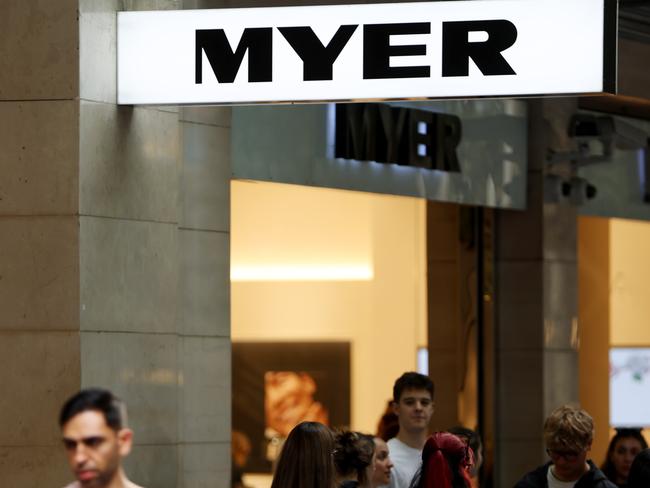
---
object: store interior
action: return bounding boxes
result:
[230,180,650,486]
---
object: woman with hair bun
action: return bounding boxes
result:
[334,431,375,488]
[409,432,473,488]
[270,421,337,488]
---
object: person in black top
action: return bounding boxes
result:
[601,428,648,487]
[514,405,617,488]
[627,448,650,488]
[334,431,375,488]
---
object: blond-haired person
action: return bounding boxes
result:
[514,405,616,488]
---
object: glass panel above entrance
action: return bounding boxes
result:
[232,100,527,209]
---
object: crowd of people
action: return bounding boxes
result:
[260,372,650,488]
[56,375,650,488]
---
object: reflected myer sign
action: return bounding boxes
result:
[335,104,462,172]
[117,0,617,105]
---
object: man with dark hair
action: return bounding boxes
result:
[384,372,435,488]
[514,404,617,488]
[59,388,143,488]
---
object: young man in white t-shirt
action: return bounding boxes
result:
[385,372,435,488]
[514,405,617,488]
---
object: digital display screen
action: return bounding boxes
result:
[610,347,650,427]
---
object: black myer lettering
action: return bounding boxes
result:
[363,23,431,79]
[335,103,462,172]
[442,20,517,77]
[278,26,358,81]
[195,19,517,84]
[195,28,272,83]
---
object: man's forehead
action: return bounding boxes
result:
[399,388,433,401]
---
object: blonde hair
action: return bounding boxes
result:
[543,405,594,453]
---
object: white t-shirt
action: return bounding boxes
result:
[63,481,143,488]
[547,466,578,488]
[383,437,422,488]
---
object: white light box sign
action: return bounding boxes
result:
[117,0,617,105]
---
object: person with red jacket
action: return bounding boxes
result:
[408,432,474,488]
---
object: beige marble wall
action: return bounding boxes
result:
[0,1,232,486]
[78,2,183,486]
[178,103,232,487]
[77,1,233,487]
[0,1,81,486]
[494,99,580,487]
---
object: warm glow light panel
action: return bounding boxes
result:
[117,0,616,105]
[230,264,374,282]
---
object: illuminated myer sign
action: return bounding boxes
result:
[117,0,617,105]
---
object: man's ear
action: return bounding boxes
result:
[117,428,134,456]
[391,401,399,416]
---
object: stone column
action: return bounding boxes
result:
[1,2,233,486]
[493,99,580,487]
[79,2,232,487]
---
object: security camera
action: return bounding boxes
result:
[544,174,596,205]
[569,114,649,150]
[564,176,597,205]
[548,114,650,168]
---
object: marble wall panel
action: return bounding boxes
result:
[543,261,578,351]
[543,350,579,417]
[80,216,178,334]
[0,445,71,488]
[179,230,229,337]
[181,122,231,232]
[0,101,79,216]
[495,177,543,262]
[79,102,180,223]
[0,0,78,101]
[543,203,578,263]
[496,261,543,350]
[80,331,179,445]
[0,217,79,331]
[181,107,231,128]
[79,1,118,104]
[497,299,543,351]
[124,444,178,488]
[179,442,230,488]
[497,439,545,488]
[179,337,230,443]
[0,331,80,446]
[497,350,544,440]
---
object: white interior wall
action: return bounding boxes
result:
[231,180,427,433]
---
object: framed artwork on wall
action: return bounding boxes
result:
[232,341,351,473]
